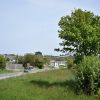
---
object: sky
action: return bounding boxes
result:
[0,0,100,55]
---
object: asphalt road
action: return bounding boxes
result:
[0,72,23,80]
[0,68,56,80]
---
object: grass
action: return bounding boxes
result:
[0,68,99,100]
[0,69,14,74]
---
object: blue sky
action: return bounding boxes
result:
[0,0,100,55]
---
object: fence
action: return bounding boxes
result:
[6,63,24,70]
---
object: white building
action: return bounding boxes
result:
[50,60,67,68]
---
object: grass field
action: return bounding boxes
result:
[0,69,99,100]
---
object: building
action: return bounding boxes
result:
[50,60,67,68]
[4,54,16,63]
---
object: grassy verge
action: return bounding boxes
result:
[0,69,14,74]
[0,68,98,100]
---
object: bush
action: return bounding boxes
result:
[67,57,75,69]
[76,56,100,95]
[35,60,43,69]
[35,55,44,69]
[0,55,6,69]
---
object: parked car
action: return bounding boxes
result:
[24,66,33,72]
[24,68,30,72]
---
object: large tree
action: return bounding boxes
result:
[57,9,100,62]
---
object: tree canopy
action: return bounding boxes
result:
[57,9,100,62]
[35,51,42,56]
[23,53,49,69]
[23,54,36,67]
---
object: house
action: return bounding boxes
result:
[4,54,16,63]
[50,60,67,68]
[3,54,23,71]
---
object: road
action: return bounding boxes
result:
[0,68,57,80]
[0,72,23,80]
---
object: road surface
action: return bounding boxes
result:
[0,72,23,80]
[0,68,57,80]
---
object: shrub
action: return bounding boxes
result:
[76,56,100,95]
[35,60,43,69]
[34,55,44,69]
[0,55,6,69]
[67,57,75,69]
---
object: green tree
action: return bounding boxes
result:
[0,55,6,69]
[43,56,50,65]
[35,51,42,56]
[6,57,10,62]
[17,56,24,64]
[57,9,100,63]
[23,54,35,67]
[23,54,44,69]
[34,55,44,69]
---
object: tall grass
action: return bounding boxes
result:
[0,69,98,100]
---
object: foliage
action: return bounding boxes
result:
[0,69,98,100]
[23,54,44,69]
[23,53,36,67]
[35,51,42,56]
[43,56,50,67]
[17,56,24,64]
[6,57,10,62]
[34,55,44,69]
[0,55,6,69]
[76,56,100,95]
[57,9,100,63]
[66,57,75,69]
